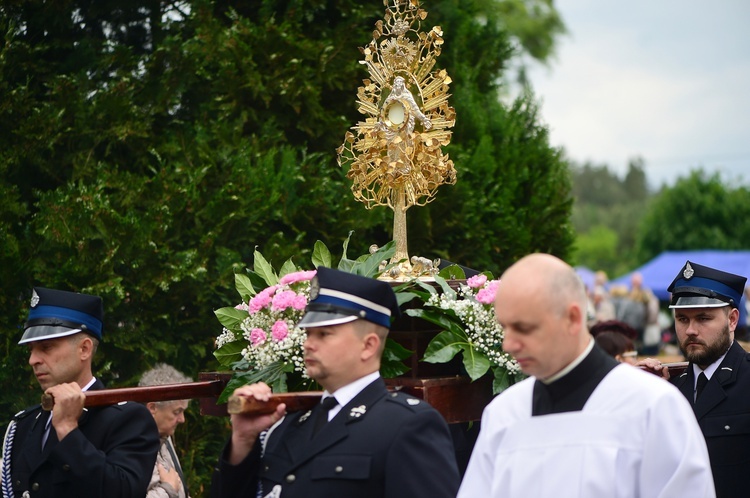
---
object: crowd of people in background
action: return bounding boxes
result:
[587,270,680,356]
[586,268,750,358]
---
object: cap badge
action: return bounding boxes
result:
[683,262,695,280]
[407,398,420,406]
[309,276,320,300]
[349,405,367,418]
[30,290,40,308]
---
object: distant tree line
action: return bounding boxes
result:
[571,160,750,280]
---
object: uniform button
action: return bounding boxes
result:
[62,464,71,471]
[263,465,269,472]
[22,492,30,498]
[285,474,296,483]
[335,466,343,473]
[31,482,40,491]
[725,425,731,431]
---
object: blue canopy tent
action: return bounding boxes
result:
[575,266,597,291]
[611,250,750,326]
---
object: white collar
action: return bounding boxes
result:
[323,371,380,420]
[82,377,97,391]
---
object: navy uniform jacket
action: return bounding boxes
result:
[211,378,460,498]
[5,379,160,498]
[671,341,750,498]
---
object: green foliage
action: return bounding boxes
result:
[405,272,524,393]
[573,225,622,275]
[570,159,651,277]
[636,170,750,262]
[213,240,409,401]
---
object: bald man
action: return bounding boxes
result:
[457,254,714,497]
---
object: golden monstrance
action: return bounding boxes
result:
[337,0,456,278]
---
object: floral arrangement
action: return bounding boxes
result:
[214,267,316,395]
[405,270,524,394]
[213,239,411,401]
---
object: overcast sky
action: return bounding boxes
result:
[526,0,750,189]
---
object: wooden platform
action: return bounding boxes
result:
[199,372,494,423]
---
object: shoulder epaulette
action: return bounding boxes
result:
[385,391,428,411]
[13,404,42,421]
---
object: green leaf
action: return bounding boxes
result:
[395,290,421,307]
[380,360,411,378]
[383,337,413,361]
[214,306,248,330]
[341,230,354,260]
[216,361,297,403]
[246,271,270,293]
[218,375,251,404]
[234,272,256,301]
[422,330,465,364]
[337,258,356,273]
[213,340,246,368]
[433,274,457,300]
[382,334,413,379]
[279,258,298,278]
[405,308,466,337]
[352,240,396,277]
[462,349,491,381]
[312,240,333,268]
[492,367,512,395]
[438,264,466,280]
[410,279,439,298]
[253,249,278,286]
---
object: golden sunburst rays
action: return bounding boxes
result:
[337,1,455,277]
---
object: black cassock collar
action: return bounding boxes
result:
[532,344,618,416]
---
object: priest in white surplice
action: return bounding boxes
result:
[458,254,715,498]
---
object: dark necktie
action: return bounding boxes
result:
[312,396,338,437]
[695,372,708,402]
[165,438,189,497]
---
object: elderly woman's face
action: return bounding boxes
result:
[148,400,188,438]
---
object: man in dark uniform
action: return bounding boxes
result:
[210,267,460,498]
[643,261,749,498]
[1,287,160,498]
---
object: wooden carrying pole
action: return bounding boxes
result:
[641,362,688,378]
[40,380,322,416]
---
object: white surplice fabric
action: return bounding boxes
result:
[458,364,715,498]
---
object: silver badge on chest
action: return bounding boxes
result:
[349,405,367,418]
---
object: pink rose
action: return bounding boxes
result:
[249,328,267,346]
[271,321,289,342]
[249,285,278,313]
[272,290,297,311]
[279,270,317,285]
[476,288,496,305]
[292,294,307,310]
[467,274,487,288]
[476,280,501,304]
